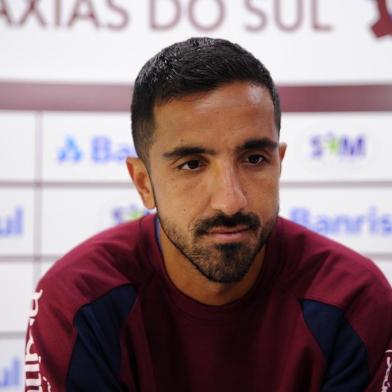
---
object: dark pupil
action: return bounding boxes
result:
[249,155,260,164]
[188,160,199,169]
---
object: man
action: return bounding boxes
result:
[25,37,391,391]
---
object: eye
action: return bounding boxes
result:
[246,154,264,165]
[178,159,202,171]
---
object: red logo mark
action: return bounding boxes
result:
[372,0,392,37]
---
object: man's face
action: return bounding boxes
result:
[146,82,286,283]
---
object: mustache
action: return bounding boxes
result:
[194,212,261,236]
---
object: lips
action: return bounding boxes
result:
[204,225,252,242]
[193,212,261,237]
[207,225,250,235]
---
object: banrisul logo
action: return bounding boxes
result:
[289,207,392,236]
[57,135,137,164]
[310,132,366,162]
[0,357,21,389]
[372,0,392,37]
[0,207,23,237]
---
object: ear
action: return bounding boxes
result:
[126,157,156,209]
[278,142,287,175]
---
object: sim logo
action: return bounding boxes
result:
[309,133,366,161]
[372,0,392,37]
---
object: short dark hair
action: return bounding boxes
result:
[131,37,281,162]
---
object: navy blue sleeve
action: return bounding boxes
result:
[66,285,137,392]
[301,299,370,392]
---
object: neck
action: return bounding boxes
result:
[159,224,265,306]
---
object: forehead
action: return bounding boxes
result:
[152,82,277,150]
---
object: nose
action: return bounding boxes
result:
[209,164,247,215]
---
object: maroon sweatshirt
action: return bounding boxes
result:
[25,215,392,391]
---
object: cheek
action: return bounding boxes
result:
[153,179,196,219]
[249,178,280,209]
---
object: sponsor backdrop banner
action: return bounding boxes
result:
[0,1,392,389]
[0,0,392,83]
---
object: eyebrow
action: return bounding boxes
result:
[163,146,216,160]
[236,138,279,153]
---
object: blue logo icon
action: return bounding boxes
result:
[310,133,366,160]
[0,207,23,237]
[0,357,21,389]
[58,136,83,162]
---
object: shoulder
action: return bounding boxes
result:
[37,214,157,319]
[275,218,392,384]
[275,217,391,311]
[26,215,158,390]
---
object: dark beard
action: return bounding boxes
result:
[158,211,277,284]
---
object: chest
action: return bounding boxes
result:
[122,288,326,392]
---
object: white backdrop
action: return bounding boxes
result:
[0,0,392,389]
